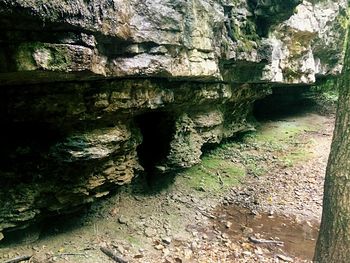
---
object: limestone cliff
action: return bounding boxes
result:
[0,0,347,238]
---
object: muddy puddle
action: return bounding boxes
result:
[213,204,319,260]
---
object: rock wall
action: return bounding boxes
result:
[0,0,347,238]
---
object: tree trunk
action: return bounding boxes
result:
[314,32,350,262]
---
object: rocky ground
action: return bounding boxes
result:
[0,107,334,263]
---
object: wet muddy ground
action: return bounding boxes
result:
[0,109,334,263]
[213,205,319,260]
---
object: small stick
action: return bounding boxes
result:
[197,208,216,219]
[100,246,128,263]
[249,236,284,246]
[218,173,224,186]
[3,255,32,263]
[55,253,86,257]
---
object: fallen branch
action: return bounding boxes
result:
[3,255,32,263]
[197,208,216,219]
[276,254,294,262]
[218,173,224,186]
[100,246,128,263]
[249,236,284,246]
[55,253,86,257]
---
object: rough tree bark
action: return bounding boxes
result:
[314,31,350,262]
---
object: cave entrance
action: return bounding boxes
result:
[135,111,175,183]
[253,86,316,121]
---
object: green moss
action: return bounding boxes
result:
[221,39,230,56]
[238,118,318,169]
[15,43,41,71]
[243,20,259,41]
[245,122,310,145]
[282,67,303,82]
[282,148,313,167]
[246,162,267,177]
[182,157,245,193]
[231,23,241,42]
[173,109,320,197]
[126,235,142,247]
[15,42,71,72]
[231,19,259,43]
[337,8,350,30]
[50,48,71,68]
[231,18,260,53]
[236,39,256,53]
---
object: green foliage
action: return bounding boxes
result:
[234,20,260,53]
[312,78,339,104]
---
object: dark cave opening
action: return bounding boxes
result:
[135,111,176,184]
[253,86,317,121]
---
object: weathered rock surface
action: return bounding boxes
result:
[0,0,347,238]
[0,0,347,85]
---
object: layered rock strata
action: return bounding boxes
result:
[0,0,347,238]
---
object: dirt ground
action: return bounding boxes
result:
[0,108,335,263]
